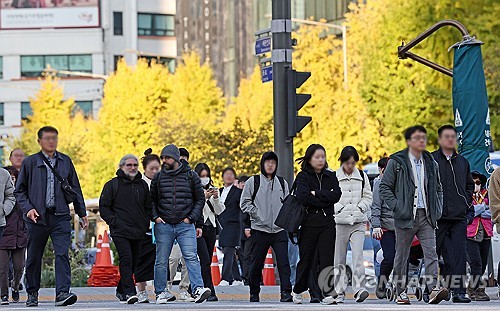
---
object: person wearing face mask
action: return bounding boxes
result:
[99,154,153,304]
[134,149,161,303]
[194,163,225,301]
[333,146,372,304]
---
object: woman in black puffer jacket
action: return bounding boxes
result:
[291,144,342,305]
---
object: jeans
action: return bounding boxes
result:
[371,233,382,278]
[466,238,491,289]
[288,240,299,286]
[378,230,396,288]
[113,236,142,296]
[154,222,204,294]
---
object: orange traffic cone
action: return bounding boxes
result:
[95,234,102,264]
[96,231,113,266]
[87,230,120,287]
[211,247,221,286]
[263,248,276,286]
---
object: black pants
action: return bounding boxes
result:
[237,240,249,282]
[222,246,242,282]
[293,223,335,296]
[134,234,156,283]
[26,213,71,295]
[248,230,291,295]
[197,225,216,295]
[113,236,142,296]
[0,248,25,296]
[242,238,253,282]
[379,230,396,288]
[466,238,491,289]
[436,219,467,294]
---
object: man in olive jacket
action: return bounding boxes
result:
[380,125,447,305]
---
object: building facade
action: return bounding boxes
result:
[0,0,176,157]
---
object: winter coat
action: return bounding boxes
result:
[488,168,500,233]
[0,203,28,249]
[295,167,342,227]
[467,188,493,238]
[201,194,225,228]
[334,167,372,225]
[0,168,15,227]
[380,149,443,229]
[150,163,205,225]
[14,151,86,225]
[240,151,289,233]
[218,185,242,247]
[432,149,474,221]
[99,170,152,239]
[370,177,395,231]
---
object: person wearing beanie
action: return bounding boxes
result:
[151,144,211,303]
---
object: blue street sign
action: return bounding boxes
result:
[255,37,271,55]
[261,65,273,83]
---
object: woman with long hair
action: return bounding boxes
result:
[194,163,225,301]
[291,144,342,305]
[135,149,161,303]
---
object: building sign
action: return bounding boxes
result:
[0,0,99,29]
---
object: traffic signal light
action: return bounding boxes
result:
[287,69,312,138]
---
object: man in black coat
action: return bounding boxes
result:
[218,168,243,286]
[99,154,152,304]
[14,126,87,307]
[151,144,211,304]
[432,125,474,303]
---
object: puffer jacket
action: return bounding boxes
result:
[334,167,372,225]
[150,162,204,224]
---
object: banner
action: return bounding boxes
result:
[453,43,493,177]
[0,0,99,29]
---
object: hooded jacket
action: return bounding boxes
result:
[380,148,443,229]
[240,152,289,233]
[150,162,205,224]
[334,167,372,225]
[370,177,395,230]
[431,149,474,221]
[99,170,152,239]
[0,168,15,227]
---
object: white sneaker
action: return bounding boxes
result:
[231,280,244,286]
[218,280,230,286]
[193,287,211,303]
[321,296,336,305]
[335,292,345,303]
[355,289,369,303]
[179,291,195,302]
[292,292,303,304]
[137,291,149,303]
[156,291,176,304]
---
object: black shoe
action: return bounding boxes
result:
[12,290,19,303]
[280,292,292,302]
[310,297,321,303]
[206,295,218,302]
[126,295,138,304]
[452,293,471,303]
[55,292,77,307]
[250,294,260,302]
[1,295,9,305]
[26,292,38,307]
[19,283,23,291]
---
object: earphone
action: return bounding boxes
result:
[448,157,473,210]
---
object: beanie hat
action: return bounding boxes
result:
[160,144,180,162]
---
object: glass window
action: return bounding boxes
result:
[113,55,123,71]
[138,13,174,37]
[74,101,93,118]
[140,56,176,73]
[21,102,32,121]
[0,103,4,125]
[113,12,123,35]
[21,55,92,77]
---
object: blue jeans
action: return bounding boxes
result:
[154,222,204,294]
[288,239,299,286]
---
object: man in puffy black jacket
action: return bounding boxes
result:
[99,154,152,304]
[151,144,211,304]
[432,125,474,303]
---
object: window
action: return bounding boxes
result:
[73,101,93,118]
[21,55,92,77]
[113,12,123,35]
[0,103,3,125]
[138,13,174,36]
[21,102,32,121]
[140,56,176,73]
[0,57,3,79]
[114,55,123,71]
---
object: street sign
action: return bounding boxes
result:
[255,37,272,55]
[261,65,273,83]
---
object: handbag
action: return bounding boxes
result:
[274,180,304,245]
[41,155,78,205]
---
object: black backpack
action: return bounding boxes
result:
[251,174,285,203]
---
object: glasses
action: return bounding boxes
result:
[125,163,139,168]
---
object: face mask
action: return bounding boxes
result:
[200,177,210,187]
[475,184,481,193]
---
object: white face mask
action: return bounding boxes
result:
[200,177,210,187]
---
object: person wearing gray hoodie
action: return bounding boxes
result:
[240,151,292,303]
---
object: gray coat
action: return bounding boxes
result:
[370,177,395,230]
[0,168,15,227]
[379,149,443,229]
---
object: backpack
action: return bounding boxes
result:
[359,169,366,190]
[251,174,286,203]
[110,177,149,204]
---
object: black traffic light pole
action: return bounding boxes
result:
[272,0,294,184]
